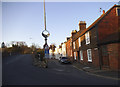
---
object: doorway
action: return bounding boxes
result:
[77,51,80,61]
[101,45,110,68]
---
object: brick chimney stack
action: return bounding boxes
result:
[79,21,86,31]
[71,30,77,36]
[66,37,70,41]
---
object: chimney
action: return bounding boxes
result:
[103,10,105,14]
[71,30,77,36]
[79,21,86,31]
[66,37,70,41]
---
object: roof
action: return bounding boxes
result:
[72,5,120,41]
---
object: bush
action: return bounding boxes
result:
[34,49,45,60]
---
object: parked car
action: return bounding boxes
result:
[59,57,71,64]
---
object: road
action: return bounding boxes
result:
[2,54,119,85]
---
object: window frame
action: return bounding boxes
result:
[85,32,90,45]
[73,42,75,49]
[87,49,92,62]
[80,50,83,60]
[116,7,120,16]
[79,37,81,47]
[74,52,76,60]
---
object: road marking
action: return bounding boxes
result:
[72,65,120,80]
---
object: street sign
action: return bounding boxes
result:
[45,45,49,58]
[45,49,49,54]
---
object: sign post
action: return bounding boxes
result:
[45,44,49,58]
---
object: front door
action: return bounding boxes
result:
[77,51,80,61]
[101,45,109,68]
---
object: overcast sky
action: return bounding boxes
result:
[2,1,118,48]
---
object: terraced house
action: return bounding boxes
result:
[65,5,120,71]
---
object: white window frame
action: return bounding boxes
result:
[85,32,90,45]
[80,50,83,60]
[79,37,81,47]
[73,42,75,49]
[87,49,92,62]
[74,52,76,60]
[116,7,120,16]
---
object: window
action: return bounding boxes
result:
[85,32,90,44]
[79,37,81,47]
[71,50,72,56]
[116,7,120,16]
[80,50,83,60]
[74,52,76,60]
[87,49,92,62]
[118,9,120,16]
[73,42,75,49]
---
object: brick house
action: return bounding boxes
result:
[71,5,120,70]
[65,30,78,61]
[66,37,73,61]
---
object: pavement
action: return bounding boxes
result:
[72,61,120,80]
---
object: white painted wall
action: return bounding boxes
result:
[61,43,66,57]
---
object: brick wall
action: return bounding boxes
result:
[66,39,71,57]
[92,48,100,67]
[98,7,119,43]
[97,6,120,70]
[107,43,120,70]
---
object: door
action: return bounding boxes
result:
[101,45,109,68]
[77,51,80,61]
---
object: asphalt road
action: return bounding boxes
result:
[2,54,119,85]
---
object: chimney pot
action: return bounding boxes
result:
[103,10,105,14]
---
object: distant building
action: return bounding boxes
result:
[1,42,5,48]
[49,49,52,59]
[54,48,61,59]
[58,45,62,56]
[66,37,72,58]
[61,42,67,57]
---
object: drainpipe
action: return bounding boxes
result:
[96,25,102,70]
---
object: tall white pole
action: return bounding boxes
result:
[44,0,46,30]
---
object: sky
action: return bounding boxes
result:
[2,1,119,48]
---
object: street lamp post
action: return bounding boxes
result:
[42,0,50,58]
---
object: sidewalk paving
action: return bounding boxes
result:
[72,61,120,80]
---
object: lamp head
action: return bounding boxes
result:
[42,30,50,38]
